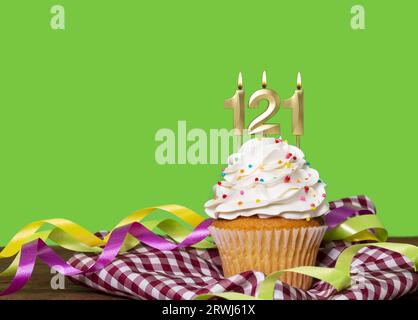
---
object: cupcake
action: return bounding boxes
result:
[204,137,328,290]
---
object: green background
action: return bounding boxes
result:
[0,0,416,244]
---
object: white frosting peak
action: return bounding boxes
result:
[204,138,329,220]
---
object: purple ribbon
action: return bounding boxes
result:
[0,218,213,296]
[324,205,375,229]
[0,200,377,297]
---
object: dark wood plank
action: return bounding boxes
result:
[0,237,417,300]
[0,248,124,300]
[388,237,418,246]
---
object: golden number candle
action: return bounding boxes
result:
[283,72,304,147]
[248,71,281,136]
[224,72,245,148]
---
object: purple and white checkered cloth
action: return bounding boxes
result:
[68,196,418,300]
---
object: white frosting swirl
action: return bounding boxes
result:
[204,138,329,220]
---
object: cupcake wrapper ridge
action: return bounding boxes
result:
[209,225,327,290]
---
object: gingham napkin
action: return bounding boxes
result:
[68,196,418,300]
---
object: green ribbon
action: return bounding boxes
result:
[323,215,388,242]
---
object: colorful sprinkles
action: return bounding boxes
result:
[212,139,327,215]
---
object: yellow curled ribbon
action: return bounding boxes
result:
[0,205,212,258]
[0,205,214,278]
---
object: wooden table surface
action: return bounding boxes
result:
[1,237,417,300]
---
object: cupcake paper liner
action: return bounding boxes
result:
[209,225,327,290]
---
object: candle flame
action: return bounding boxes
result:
[237,72,243,90]
[262,71,267,88]
[297,72,302,90]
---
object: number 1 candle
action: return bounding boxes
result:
[283,72,304,148]
[224,72,245,148]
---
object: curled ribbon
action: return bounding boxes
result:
[0,200,417,299]
[0,219,213,296]
[0,204,213,260]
